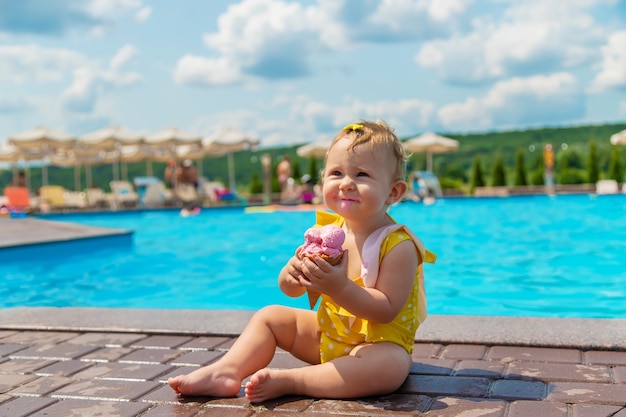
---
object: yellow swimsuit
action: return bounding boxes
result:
[311,211,436,363]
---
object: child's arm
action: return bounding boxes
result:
[278,254,308,298]
[302,240,418,323]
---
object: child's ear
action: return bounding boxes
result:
[386,180,408,205]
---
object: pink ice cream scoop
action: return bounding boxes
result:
[299,225,345,264]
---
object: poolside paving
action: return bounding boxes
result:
[0,308,625,417]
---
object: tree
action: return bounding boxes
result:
[491,153,507,186]
[587,140,599,184]
[608,146,624,183]
[470,156,485,194]
[514,148,528,186]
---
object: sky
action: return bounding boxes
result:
[1,0,625,149]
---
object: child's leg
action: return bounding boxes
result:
[168,305,320,397]
[245,341,411,403]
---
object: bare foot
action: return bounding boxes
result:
[245,369,295,403]
[168,366,241,397]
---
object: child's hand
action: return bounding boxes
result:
[278,254,309,298]
[300,250,349,298]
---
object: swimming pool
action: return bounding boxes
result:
[2,194,625,318]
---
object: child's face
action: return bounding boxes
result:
[322,137,400,219]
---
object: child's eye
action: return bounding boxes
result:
[330,170,342,176]
[357,171,369,177]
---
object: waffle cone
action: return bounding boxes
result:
[318,253,343,265]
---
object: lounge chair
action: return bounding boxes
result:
[2,186,32,214]
[109,181,139,209]
[199,180,239,205]
[39,185,68,210]
[133,176,175,208]
[85,188,111,209]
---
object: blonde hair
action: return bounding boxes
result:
[326,120,408,181]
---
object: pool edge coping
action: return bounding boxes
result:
[1,307,625,351]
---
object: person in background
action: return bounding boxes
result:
[168,120,436,403]
[299,174,316,204]
[277,155,292,201]
[12,170,26,188]
[164,160,179,189]
[180,159,199,189]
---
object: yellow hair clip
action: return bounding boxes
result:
[343,123,364,131]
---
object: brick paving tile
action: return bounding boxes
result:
[10,343,100,360]
[505,362,611,382]
[170,350,225,366]
[71,361,175,380]
[487,346,582,363]
[507,400,569,417]
[51,379,162,401]
[411,343,443,358]
[0,343,29,356]
[0,331,79,345]
[79,346,137,362]
[409,358,456,375]
[0,397,59,417]
[490,379,546,400]
[66,332,148,347]
[157,365,201,383]
[8,375,72,396]
[585,350,626,366]
[35,358,94,376]
[0,358,56,373]
[427,397,506,417]
[178,336,232,350]
[140,403,207,417]
[614,366,626,383]
[454,359,505,378]
[131,335,194,349]
[311,394,432,415]
[28,398,151,417]
[439,344,488,360]
[0,374,38,392]
[118,347,185,364]
[572,403,625,417]
[402,375,491,397]
[547,381,626,406]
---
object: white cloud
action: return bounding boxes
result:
[62,44,142,112]
[0,44,85,83]
[135,6,152,23]
[175,0,474,86]
[174,55,247,86]
[438,72,584,131]
[417,1,606,85]
[589,30,626,92]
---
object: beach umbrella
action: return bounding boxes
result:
[79,126,145,182]
[610,129,626,146]
[144,127,203,184]
[8,126,76,186]
[296,139,332,159]
[403,132,459,172]
[204,127,260,191]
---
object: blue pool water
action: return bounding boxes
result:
[2,194,625,318]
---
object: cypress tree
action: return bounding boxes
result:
[608,147,624,183]
[491,153,506,186]
[470,156,485,194]
[587,140,599,184]
[514,148,528,186]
